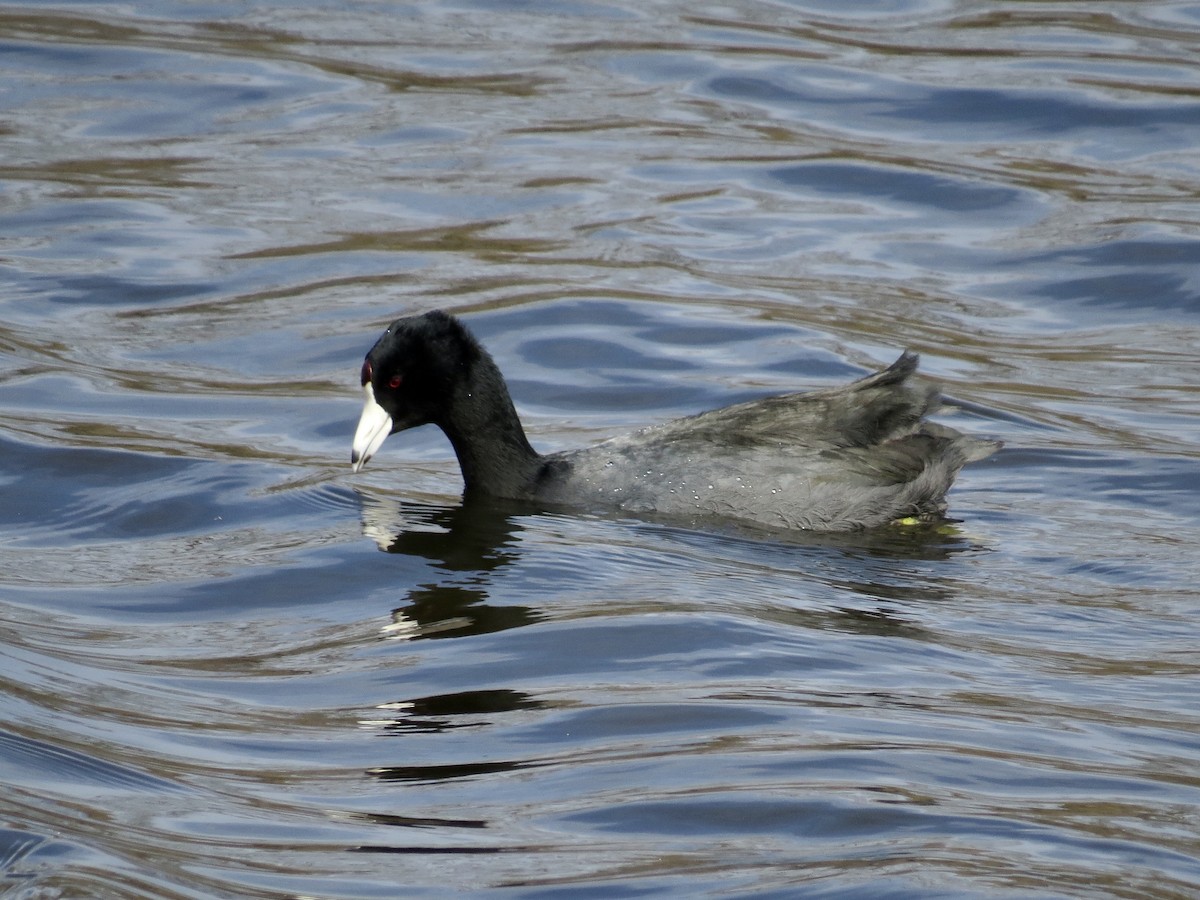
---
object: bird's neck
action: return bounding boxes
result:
[438,355,542,499]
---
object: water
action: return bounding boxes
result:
[3,1,1200,896]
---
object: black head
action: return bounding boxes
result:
[351,310,485,472]
[363,311,484,426]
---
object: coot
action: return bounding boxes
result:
[351,310,998,532]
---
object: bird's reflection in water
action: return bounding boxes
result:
[352,489,991,793]
[355,491,555,791]
[357,484,993,642]
[356,488,542,641]
[363,688,548,739]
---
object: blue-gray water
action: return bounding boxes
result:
[3,2,1200,897]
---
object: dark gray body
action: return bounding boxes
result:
[353,311,999,533]
[534,354,996,530]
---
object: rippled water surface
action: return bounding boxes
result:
[3,1,1200,897]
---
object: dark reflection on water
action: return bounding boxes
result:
[362,485,991,620]
[370,758,539,785]
[359,493,545,638]
[361,494,529,569]
[3,0,1200,897]
[372,689,546,736]
[388,583,542,642]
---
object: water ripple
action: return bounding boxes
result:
[3,1,1200,897]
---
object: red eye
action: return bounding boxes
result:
[360,359,372,386]
[388,374,403,389]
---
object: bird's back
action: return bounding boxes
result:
[534,353,998,531]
